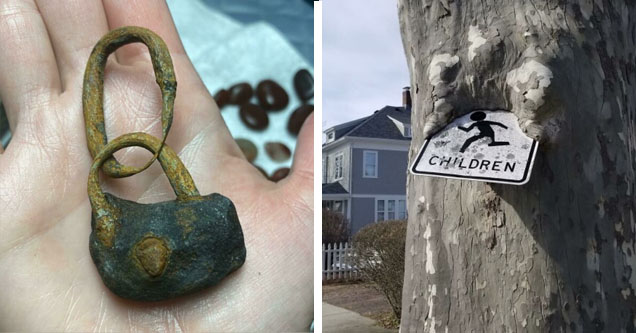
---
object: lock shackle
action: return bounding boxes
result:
[88,132,200,222]
[83,26,176,179]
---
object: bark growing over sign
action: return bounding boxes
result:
[398,0,636,331]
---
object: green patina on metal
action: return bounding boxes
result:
[83,26,246,302]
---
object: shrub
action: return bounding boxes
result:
[322,208,350,244]
[353,219,407,319]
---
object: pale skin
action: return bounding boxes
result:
[0,0,313,331]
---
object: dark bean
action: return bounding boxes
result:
[269,167,290,182]
[293,69,313,102]
[265,142,291,162]
[235,138,257,162]
[228,82,253,105]
[287,104,313,136]
[239,103,269,130]
[256,79,289,111]
[214,89,230,109]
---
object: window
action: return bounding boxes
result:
[363,150,377,178]
[404,125,412,138]
[327,131,335,142]
[332,200,344,214]
[387,200,395,220]
[376,200,385,221]
[322,156,328,183]
[334,153,343,180]
[376,198,407,221]
[398,200,406,219]
[324,200,348,217]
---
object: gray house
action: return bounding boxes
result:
[322,88,412,235]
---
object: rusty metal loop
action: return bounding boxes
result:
[87,132,200,247]
[88,132,200,212]
[83,26,176,178]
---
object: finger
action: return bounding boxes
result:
[102,0,187,66]
[34,0,109,89]
[284,112,314,193]
[0,0,61,130]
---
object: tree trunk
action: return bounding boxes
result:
[398,0,636,331]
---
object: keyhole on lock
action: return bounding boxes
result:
[133,236,170,277]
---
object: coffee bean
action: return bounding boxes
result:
[269,167,290,182]
[256,79,289,111]
[228,82,253,105]
[265,142,291,162]
[235,138,257,162]
[293,69,313,102]
[214,89,230,109]
[239,103,269,130]
[287,104,313,136]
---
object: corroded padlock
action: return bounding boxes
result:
[83,27,246,302]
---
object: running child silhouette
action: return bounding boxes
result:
[458,111,509,153]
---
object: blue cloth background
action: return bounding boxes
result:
[203,0,314,63]
[167,0,314,175]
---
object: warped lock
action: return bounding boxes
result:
[83,26,246,302]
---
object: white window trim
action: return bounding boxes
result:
[397,199,407,220]
[323,199,351,220]
[322,157,326,183]
[404,125,412,138]
[375,196,407,222]
[334,152,344,181]
[326,131,335,143]
[362,150,378,178]
[332,200,345,214]
[375,199,385,222]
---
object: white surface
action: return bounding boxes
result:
[505,60,553,106]
[468,25,487,61]
[167,0,242,59]
[428,53,459,85]
[411,111,538,185]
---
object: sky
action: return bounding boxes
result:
[323,0,410,131]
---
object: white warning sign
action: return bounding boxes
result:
[410,110,538,185]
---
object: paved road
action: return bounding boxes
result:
[322,302,398,333]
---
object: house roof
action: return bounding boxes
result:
[322,182,348,194]
[325,105,411,142]
[328,117,368,140]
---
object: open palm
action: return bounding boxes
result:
[0,1,313,331]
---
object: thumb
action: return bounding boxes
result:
[281,112,314,214]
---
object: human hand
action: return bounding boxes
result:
[0,0,313,331]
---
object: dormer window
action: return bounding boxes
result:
[326,131,335,143]
[404,125,412,138]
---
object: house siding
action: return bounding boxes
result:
[351,148,408,195]
[350,197,374,235]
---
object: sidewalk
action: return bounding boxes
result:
[322,302,398,333]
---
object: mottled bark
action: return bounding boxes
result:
[398,0,636,332]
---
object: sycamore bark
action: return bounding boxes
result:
[398,0,636,331]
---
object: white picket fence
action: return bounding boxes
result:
[322,242,360,281]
